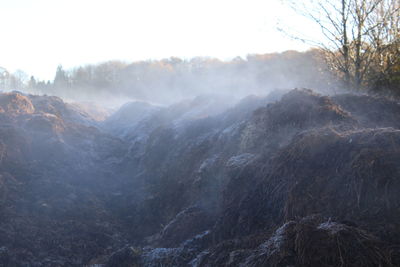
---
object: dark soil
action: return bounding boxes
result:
[1,89,400,266]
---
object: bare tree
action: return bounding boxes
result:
[285,0,400,90]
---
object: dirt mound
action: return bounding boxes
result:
[23,113,65,134]
[29,94,95,125]
[333,93,400,128]
[156,206,214,248]
[103,101,160,138]
[191,216,395,266]
[283,128,400,225]
[215,127,400,243]
[0,93,132,266]
[70,101,111,122]
[0,92,35,115]
[2,88,400,266]
[240,89,355,153]
[243,216,393,267]
[104,89,400,266]
[106,246,142,267]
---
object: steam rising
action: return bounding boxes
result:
[1,50,341,110]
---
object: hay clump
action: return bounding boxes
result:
[244,216,392,267]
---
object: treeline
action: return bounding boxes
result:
[0,50,340,104]
[2,47,400,104]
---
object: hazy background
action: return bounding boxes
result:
[0,0,317,80]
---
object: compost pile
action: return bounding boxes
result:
[1,89,400,266]
[0,92,130,266]
[104,89,400,267]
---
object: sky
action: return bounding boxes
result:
[0,0,314,80]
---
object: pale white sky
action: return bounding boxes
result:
[0,0,314,80]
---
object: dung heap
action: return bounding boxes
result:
[1,89,400,266]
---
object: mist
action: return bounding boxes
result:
[1,0,400,266]
[1,49,341,110]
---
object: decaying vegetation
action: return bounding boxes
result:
[0,88,399,266]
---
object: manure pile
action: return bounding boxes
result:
[105,90,400,267]
[1,89,400,266]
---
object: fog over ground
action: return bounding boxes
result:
[0,0,331,110]
[1,1,400,266]
[1,50,343,112]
